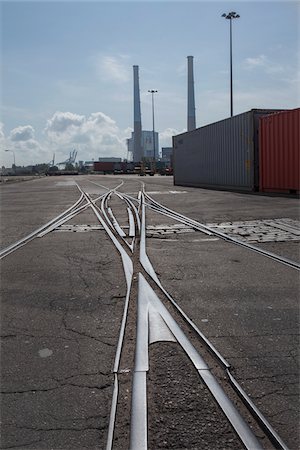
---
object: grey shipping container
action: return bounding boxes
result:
[173,109,283,191]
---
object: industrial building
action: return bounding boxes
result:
[98,157,122,162]
[127,130,159,161]
[161,147,173,163]
[132,65,143,162]
[132,65,160,163]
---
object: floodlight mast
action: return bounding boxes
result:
[222,11,240,117]
[148,89,158,162]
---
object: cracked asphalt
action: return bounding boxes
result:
[0,175,299,449]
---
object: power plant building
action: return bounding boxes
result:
[127,130,159,161]
[187,56,196,131]
[133,65,143,162]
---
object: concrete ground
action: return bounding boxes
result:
[0,175,299,449]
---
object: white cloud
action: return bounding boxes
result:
[244,54,267,68]
[0,111,133,167]
[243,54,285,74]
[83,111,116,130]
[0,123,5,141]
[10,125,35,141]
[45,111,85,134]
[94,54,131,83]
[44,111,129,161]
[198,84,299,127]
[159,127,183,148]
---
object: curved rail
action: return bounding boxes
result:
[0,192,85,259]
[135,189,290,450]
[74,185,134,450]
[143,190,300,271]
[6,177,289,449]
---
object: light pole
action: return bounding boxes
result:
[148,89,158,161]
[222,11,240,117]
[5,149,16,172]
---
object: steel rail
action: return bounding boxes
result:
[115,193,139,248]
[67,181,290,449]
[105,180,291,448]
[120,189,212,235]
[37,192,107,238]
[99,191,135,252]
[131,272,263,450]
[147,202,213,235]
[87,179,124,192]
[143,190,212,235]
[0,192,85,259]
[76,187,133,450]
[138,191,290,450]
[91,201,133,450]
[114,192,136,238]
[118,193,141,252]
[38,201,91,237]
[139,193,229,368]
[100,191,131,246]
[127,207,136,237]
[108,207,127,238]
[106,373,119,450]
[101,192,115,231]
[143,191,300,271]
[121,191,211,236]
[226,370,289,450]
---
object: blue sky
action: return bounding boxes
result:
[1,0,299,166]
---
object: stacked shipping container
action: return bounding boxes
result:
[259,108,299,194]
[173,108,298,193]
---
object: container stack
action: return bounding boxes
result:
[173,108,299,194]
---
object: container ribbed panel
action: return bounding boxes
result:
[259,108,299,192]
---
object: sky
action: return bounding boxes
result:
[1,0,299,167]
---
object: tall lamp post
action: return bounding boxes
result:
[5,149,16,172]
[148,89,158,161]
[222,11,240,117]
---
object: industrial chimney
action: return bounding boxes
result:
[187,56,196,131]
[133,65,143,162]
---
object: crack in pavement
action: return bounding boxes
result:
[14,424,107,432]
[1,381,112,395]
[61,311,115,347]
[210,332,299,338]
[1,439,42,449]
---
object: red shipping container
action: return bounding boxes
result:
[259,108,300,193]
[94,161,115,172]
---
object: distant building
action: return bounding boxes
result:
[161,147,173,163]
[83,160,95,172]
[127,130,159,161]
[98,157,122,162]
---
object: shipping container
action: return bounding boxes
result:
[259,108,300,194]
[94,161,136,174]
[94,161,115,173]
[173,109,282,191]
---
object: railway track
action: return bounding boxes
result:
[1,177,297,449]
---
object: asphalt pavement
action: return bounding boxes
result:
[0,175,299,449]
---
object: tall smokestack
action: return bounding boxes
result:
[187,56,196,131]
[133,65,143,162]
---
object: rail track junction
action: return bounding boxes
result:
[1,175,299,450]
